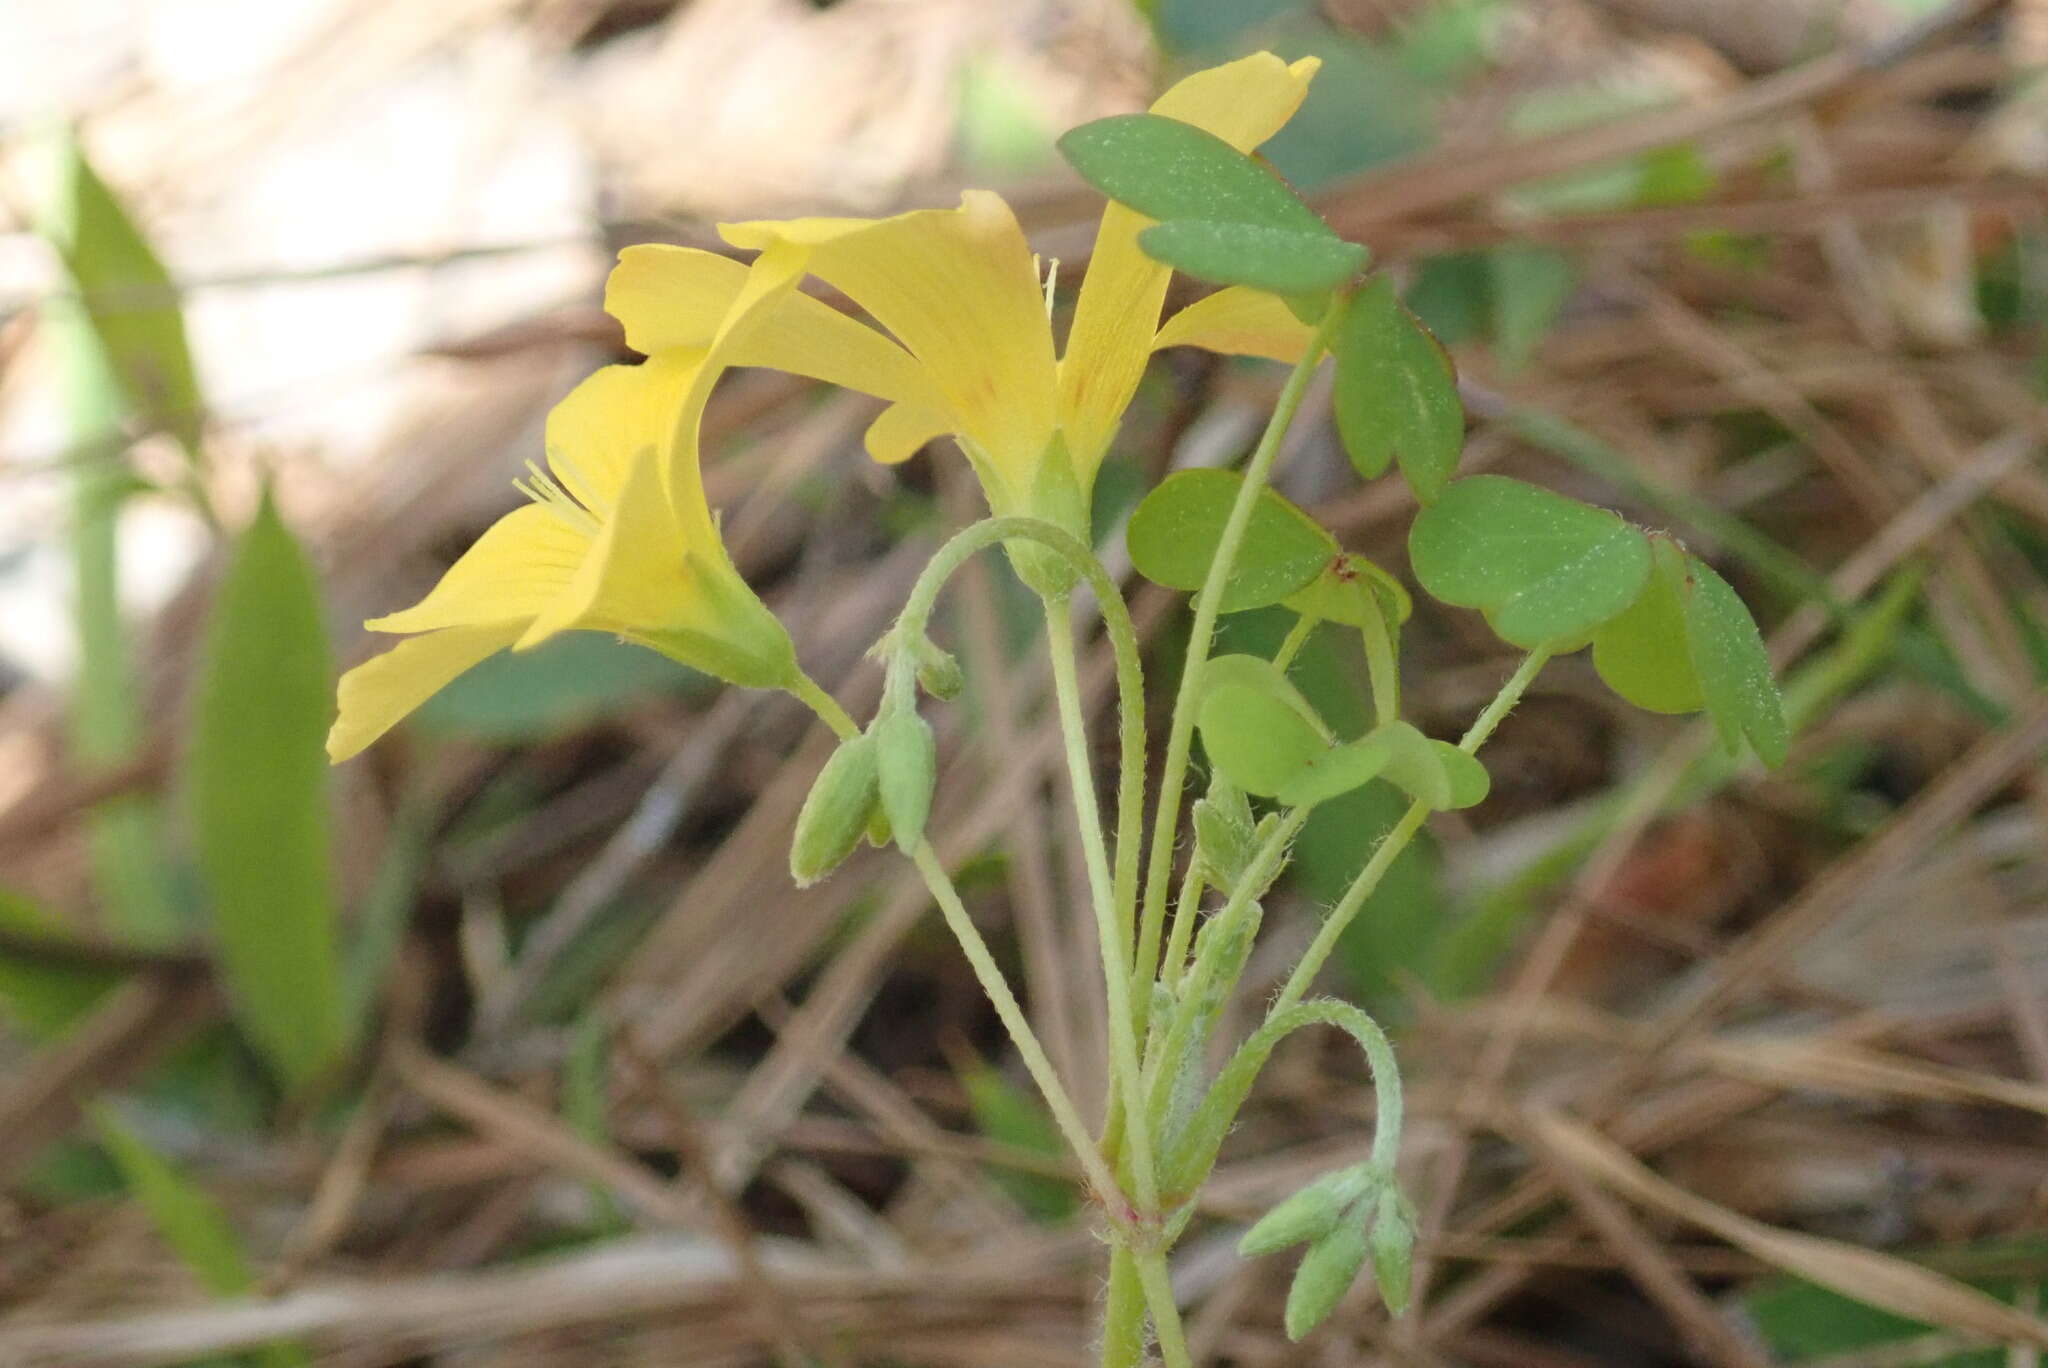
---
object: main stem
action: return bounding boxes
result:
[1271,647,1553,1014]
[1131,314,1338,1041]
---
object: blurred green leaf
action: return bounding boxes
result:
[1128,469,1337,613]
[95,1110,256,1293]
[1260,31,1436,190]
[1410,476,1652,649]
[0,892,121,1038]
[37,133,180,943]
[190,492,343,1089]
[1148,0,1311,56]
[957,1055,1076,1222]
[956,53,1057,174]
[1403,252,1492,346]
[412,633,694,742]
[1487,245,1575,372]
[1139,220,1367,297]
[1298,783,1441,1010]
[1334,277,1464,502]
[95,1109,309,1368]
[1392,0,1506,85]
[38,131,204,456]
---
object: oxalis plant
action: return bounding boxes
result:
[329,53,1786,1366]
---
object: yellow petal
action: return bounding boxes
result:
[1154,286,1314,363]
[327,623,523,762]
[659,239,811,542]
[607,245,941,411]
[1059,53,1321,475]
[865,401,952,465]
[366,505,588,635]
[722,191,1057,491]
[1150,52,1321,151]
[517,437,692,651]
[514,434,796,686]
[539,351,702,519]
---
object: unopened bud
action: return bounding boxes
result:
[874,709,937,852]
[1369,1186,1415,1315]
[1238,1165,1378,1257]
[791,733,878,886]
[1285,1216,1369,1341]
[912,638,965,702]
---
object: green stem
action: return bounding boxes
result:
[1271,647,1553,1015]
[1043,594,1157,1215]
[1101,1247,1147,1368]
[1159,861,1206,993]
[908,842,1130,1226]
[888,520,1148,948]
[1143,807,1310,1124]
[1166,998,1402,1197]
[1132,314,1337,1040]
[788,671,859,741]
[1358,608,1400,729]
[1133,1250,1193,1368]
[1271,613,1318,674]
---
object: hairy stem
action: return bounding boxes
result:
[909,843,1129,1225]
[1133,1250,1193,1368]
[788,671,859,741]
[1044,595,1156,1214]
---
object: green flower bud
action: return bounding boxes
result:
[1369,1186,1416,1316]
[790,732,878,887]
[1238,1165,1378,1257]
[874,709,937,852]
[1192,799,1250,889]
[912,638,965,702]
[1285,1215,1370,1341]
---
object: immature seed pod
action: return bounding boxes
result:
[1238,1165,1377,1257]
[790,732,879,887]
[1369,1186,1416,1315]
[1284,1215,1370,1341]
[874,709,937,851]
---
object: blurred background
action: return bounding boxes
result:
[2,0,2046,1363]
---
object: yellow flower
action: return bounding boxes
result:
[327,248,816,763]
[605,53,1321,538]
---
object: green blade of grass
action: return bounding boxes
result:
[94,1109,309,1368]
[189,491,344,1089]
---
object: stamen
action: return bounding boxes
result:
[514,458,601,535]
[1042,256,1060,319]
[548,447,612,520]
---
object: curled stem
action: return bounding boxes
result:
[1165,997,1402,1198]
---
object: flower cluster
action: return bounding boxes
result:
[328,53,1318,761]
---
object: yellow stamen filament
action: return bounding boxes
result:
[513,459,601,536]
